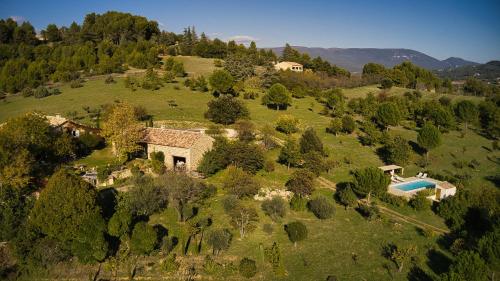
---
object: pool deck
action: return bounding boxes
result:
[388,177,439,198]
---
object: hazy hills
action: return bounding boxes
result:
[436,60,500,82]
[270,46,479,72]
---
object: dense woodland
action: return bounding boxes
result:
[0,10,499,281]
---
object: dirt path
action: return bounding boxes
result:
[317,176,449,234]
[376,205,449,234]
[317,176,337,191]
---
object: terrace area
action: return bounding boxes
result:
[379,165,457,201]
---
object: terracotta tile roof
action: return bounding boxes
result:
[142,127,207,148]
[439,181,456,189]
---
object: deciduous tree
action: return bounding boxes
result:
[102,103,143,159]
[285,169,315,197]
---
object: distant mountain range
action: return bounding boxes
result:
[436,60,500,83]
[269,46,479,72]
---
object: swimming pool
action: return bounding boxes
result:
[392,180,436,192]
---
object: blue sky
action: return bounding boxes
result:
[2,0,499,63]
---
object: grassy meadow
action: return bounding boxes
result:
[2,56,497,280]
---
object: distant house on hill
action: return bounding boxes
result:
[46,114,100,137]
[142,127,214,172]
[274,61,303,72]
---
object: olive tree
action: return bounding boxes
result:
[261,196,287,222]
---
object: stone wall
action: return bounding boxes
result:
[189,135,214,170]
[147,144,191,170]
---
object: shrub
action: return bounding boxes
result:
[214,59,223,67]
[243,91,259,100]
[234,120,256,142]
[264,242,286,275]
[356,204,380,220]
[263,223,274,234]
[264,160,275,172]
[275,115,299,134]
[78,133,104,155]
[70,79,83,88]
[21,87,33,97]
[409,191,431,211]
[105,76,115,84]
[261,197,287,221]
[222,195,240,213]
[336,185,358,209]
[326,118,342,135]
[222,166,260,198]
[162,253,180,273]
[50,88,61,95]
[33,86,51,98]
[284,221,308,247]
[239,258,257,278]
[285,170,316,197]
[418,227,435,238]
[378,192,407,207]
[150,151,166,174]
[308,196,335,219]
[130,222,158,255]
[381,78,393,89]
[341,115,356,133]
[289,194,308,211]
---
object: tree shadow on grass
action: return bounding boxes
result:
[97,188,118,220]
[426,249,451,275]
[407,266,434,281]
[485,174,500,188]
[409,140,425,155]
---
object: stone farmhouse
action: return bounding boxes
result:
[142,127,214,172]
[46,114,100,137]
[274,61,303,72]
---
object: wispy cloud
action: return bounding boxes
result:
[10,15,26,23]
[227,35,259,44]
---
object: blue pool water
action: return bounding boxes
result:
[393,180,435,191]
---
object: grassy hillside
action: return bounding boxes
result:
[2,56,497,280]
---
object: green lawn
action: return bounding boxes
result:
[170,55,221,76]
[73,146,120,169]
[0,77,212,125]
[146,188,446,281]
